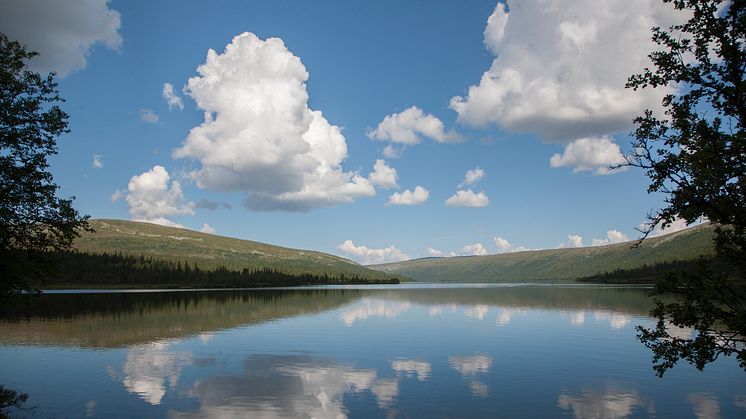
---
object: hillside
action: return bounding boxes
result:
[371,224,716,282]
[71,219,394,281]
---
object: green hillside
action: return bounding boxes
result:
[71,219,394,281]
[371,224,716,282]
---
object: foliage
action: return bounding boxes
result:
[625,0,746,374]
[33,250,399,288]
[0,33,89,301]
[0,385,29,419]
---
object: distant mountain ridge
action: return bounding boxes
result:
[370,224,716,282]
[72,219,394,281]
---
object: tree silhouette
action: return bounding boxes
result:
[625,0,745,375]
[0,33,89,301]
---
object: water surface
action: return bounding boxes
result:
[1,284,744,418]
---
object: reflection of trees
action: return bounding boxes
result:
[168,355,397,418]
[0,289,360,348]
[557,385,652,418]
[372,286,653,317]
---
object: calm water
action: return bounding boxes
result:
[1,284,745,418]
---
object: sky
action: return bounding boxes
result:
[1,0,696,264]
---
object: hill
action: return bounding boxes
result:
[68,219,395,283]
[371,224,716,282]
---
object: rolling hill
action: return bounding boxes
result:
[71,219,394,281]
[371,224,716,282]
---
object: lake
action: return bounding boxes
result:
[1,284,745,418]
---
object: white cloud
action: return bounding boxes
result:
[173,33,375,212]
[200,223,216,234]
[461,243,488,256]
[591,230,629,246]
[450,0,682,141]
[368,106,460,145]
[460,167,485,187]
[0,0,122,77]
[559,234,584,248]
[644,216,705,237]
[550,136,627,175]
[139,108,159,124]
[92,154,103,168]
[162,83,184,110]
[337,240,409,265]
[383,144,403,159]
[368,159,399,189]
[387,186,429,206]
[445,189,489,207]
[125,165,194,227]
[493,236,526,253]
[110,189,124,202]
[427,247,443,257]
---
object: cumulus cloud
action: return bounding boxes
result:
[368,106,460,145]
[450,0,682,141]
[387,186,429,206]
[337,240,410,265]
[139,108,159,124]
[173,33,375,212]
[368,159,399,189]
[200,223,216,234]
[460,167,485,187]
[427,247,444,257]
[383,144,403,159]
[559,234,584,248]
[445,189,489,207]
[162,83,184,110]
[493,236,526,253]
[0,0,122,77]
[92,154,103,169]
[550,136,627,175]
[110,189,124,202]
[643,216,705,237]
[461,243,488,256]
[125,165,194,227]
[591,230,629,246]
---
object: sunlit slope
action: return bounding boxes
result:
[371,224,715,282]
[74,219,392,280]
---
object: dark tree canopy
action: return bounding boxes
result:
[625,0,746,375]
[0,33,89,300]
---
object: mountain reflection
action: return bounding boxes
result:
[168,354,397,418]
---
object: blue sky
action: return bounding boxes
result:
[2,0,692,263]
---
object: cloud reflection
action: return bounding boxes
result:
[593,311,632,330]
[391,359,431,381]
[121,341,193,405]
[340,298,411,326]
[557,385,650,418]
[449,354,492,398]
[169,354,398,418]
[688,393,721,419]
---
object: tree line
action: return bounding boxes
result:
[31,250,399,288]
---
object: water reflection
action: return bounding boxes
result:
[339,298,411,326]
[688,393,721,419]
[121,340,193,405]
[391,359,431,381]
[557,385,651,418]
[169,354,396,418]
[1,285,744,418]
